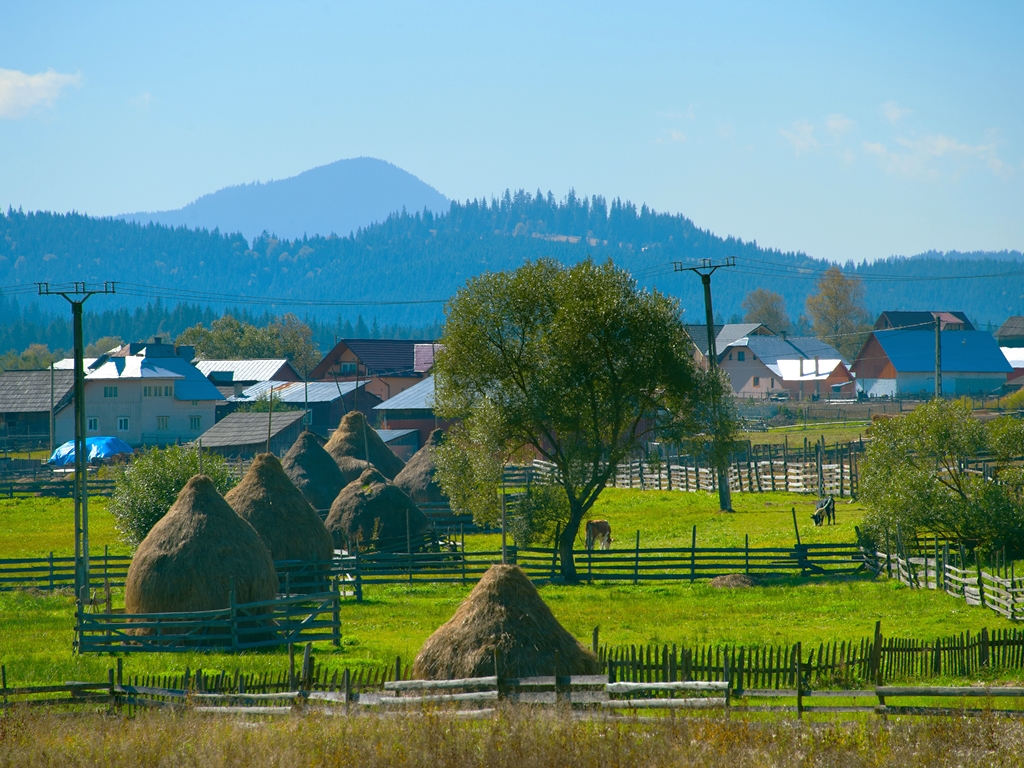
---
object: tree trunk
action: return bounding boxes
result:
[559,506,584,584]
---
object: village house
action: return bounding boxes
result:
[373,375,452,450]
[873,310,974,332]
[54,338,224,447]
[717,335,852,400]
[996,316,1024,348]
[310,339,438,402]
[851,327,1011,397]
[195,410,305,459]
[0,368,75,448]
[684,323,775,370]
[226,379,381,435]
[193,359,302,398]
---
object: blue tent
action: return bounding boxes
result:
[48,437,134,467]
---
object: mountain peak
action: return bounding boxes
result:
[119,157,449,241]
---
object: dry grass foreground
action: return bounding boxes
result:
[2,708,1024,767]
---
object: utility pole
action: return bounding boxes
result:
[674,258,735,511]
[37,282,116,607]
[934,314,942,399]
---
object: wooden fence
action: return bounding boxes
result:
[505,437,862,497]
[77,588,343,653]
[869,538,1024,622]
[1,538,870,596]
[600,627,1024,686]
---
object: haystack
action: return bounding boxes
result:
[225,453,334,564]
[325,410,405,480]
[125,475,278,615]
[325,467,428,548]
[281,431,347,513]
[336,454,371,484]
[413,564,599,680]
[393,429,447,504]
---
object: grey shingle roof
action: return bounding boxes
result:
[196,411,305,448]
[0,369,75,413]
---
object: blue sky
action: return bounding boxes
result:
[1,1,1021,262]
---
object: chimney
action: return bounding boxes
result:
[814,356,819,375]
[799,358,804,376]
[781,331,787,341]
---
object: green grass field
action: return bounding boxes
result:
[0,489,1017,686]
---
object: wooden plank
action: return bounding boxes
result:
[375,690,499,705]
[385,676,497,691]
[877,686,1024,698]
[606,681,728,693]
[600,697,726,709]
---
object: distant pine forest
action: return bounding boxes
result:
[1,191,1022,356]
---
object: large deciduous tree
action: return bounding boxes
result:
[176,313,320,374]
[860,399,1024,556]
[433,257,732,583]
[741,288,790,333]
[805,266,871,359]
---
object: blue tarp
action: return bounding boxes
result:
[48,437,134,466]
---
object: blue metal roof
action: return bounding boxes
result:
[374,375,434,411]
[873,330,1012,373]
[234,380,363,404]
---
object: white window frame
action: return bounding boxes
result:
[157,416,169,431]
[103,386,118,398]
[87,417,98,431]
[189,415,202,431]
[117,416,130,432]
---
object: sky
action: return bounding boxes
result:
[1,1,1022,263]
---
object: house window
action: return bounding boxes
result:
[117,417,129,432]
[737,351,745,362]
[753,376,760,387]
[191,400,198,406]
[157,416,169,431]
[771,378,775,388]
[164,386,172,397]
[189,415,202,431]
[339,362,357,375]
[728,353,732,360]
[103,386,118,398]
[87,417,98,431]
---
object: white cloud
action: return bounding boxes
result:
[0,68,81,118]
[781,121,817,155]
[130,91,153,109]
[864,133,1008,177]
[825,113,854,135]
[882,101,911,123]
[668,129,687,143]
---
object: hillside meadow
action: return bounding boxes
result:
[0,489,1015,686]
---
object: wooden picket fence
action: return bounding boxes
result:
[869,538,1024,622]
[505,436,862,497]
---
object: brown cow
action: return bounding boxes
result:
[586,520,612,551]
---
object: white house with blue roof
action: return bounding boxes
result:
[851,329,1011,398]
[54,338,225,447]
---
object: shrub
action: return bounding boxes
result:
[109,445,236,546]
[507,483,568,547]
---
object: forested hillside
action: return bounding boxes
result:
[2,191,1022,357]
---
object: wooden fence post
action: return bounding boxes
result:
[745,534,749,575]
[592,626,599,654]
[976,550,987,609]
[633,531,640,585]
[795,642,803,719]
[332,577,341,647]
[229,578,238,651]
[690,525,696,581]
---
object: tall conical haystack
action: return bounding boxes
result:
[325,410,406,480]
[281,431,347,513]
[125,475,278,616]
[336,455,370,484]
[225,453,334,564]
[413,564,599,680]
[325,467,428,548]
[393,429,447,504]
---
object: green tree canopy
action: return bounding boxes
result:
[176,313,320,374]
[860,399,1024,556]
[433,257,732,582]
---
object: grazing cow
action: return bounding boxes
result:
[586,520,612,551]
[811,496,836,526]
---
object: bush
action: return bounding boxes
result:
[507,483,568,547]
[860,399,1024,556]
[109,445,236,546]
